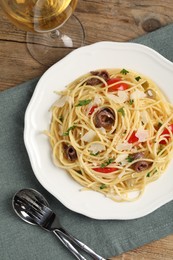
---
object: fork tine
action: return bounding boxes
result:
[24,192,42,205]
[15,197,43,217]
[15,192,55,229]
[26,209,42,223]
[15,195,44,216]
[22,193,43,209]
[15,196,48,225]
[21,193,53,216]
[16,195,54,225]
[15,202,43,226]
[40,204,53,215]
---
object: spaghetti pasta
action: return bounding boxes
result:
[45,68,173,202]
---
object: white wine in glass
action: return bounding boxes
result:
[1,0,84,66]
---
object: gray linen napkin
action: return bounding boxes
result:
[1,24,173,260]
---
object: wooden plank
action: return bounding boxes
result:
[110,235,173,260]
[1,1,173,89]
[0,41,46,91]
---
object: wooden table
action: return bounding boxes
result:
[0,1,173,259]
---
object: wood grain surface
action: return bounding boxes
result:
[0,1,173,259]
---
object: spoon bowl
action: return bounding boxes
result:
[12,188,49,225]
[12,188,105,260]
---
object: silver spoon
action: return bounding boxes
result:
[12,188,86,260]
[12,188,105,260]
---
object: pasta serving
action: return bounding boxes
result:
[45,68,173,202]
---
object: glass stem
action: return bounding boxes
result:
[50,30,61,38]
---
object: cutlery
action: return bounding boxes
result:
[12,188,106,260]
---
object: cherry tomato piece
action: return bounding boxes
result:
[106,78,129,92]
[92,167,117,173]
[159,124,173,144]
[88,105,98,115]
[128,131,139,143]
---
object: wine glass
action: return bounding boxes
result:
[1,0,84,66]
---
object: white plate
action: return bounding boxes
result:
[24,42,173,220]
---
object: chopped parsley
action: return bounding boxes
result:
[147,169,157,177]
[118,107,125,117]
[63,125,76,136]
[135,76,141,81]
[120,68,129,75]
[129,99,134,105]
[126,155,134,162]
[75,99,92,107]
[101,158,114,168]
[100,184,107,189]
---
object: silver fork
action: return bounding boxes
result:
[14,191,106,260]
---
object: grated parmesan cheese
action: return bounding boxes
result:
[115,153,129,166]
[130,89,146,100]
[107,90,129,104]
[135,128,149,142]
[86,95,102,115]
[88,143,106,154]
[94,95,102,105]
[81,129,96,142]
[116,141,133,151]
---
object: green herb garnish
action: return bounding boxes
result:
[101,158,114,168]
[120,68,129,75]
[100,184,107,189]
[147,169,157,177]
[135,76,141,81]
[75,99,92,107]
[126,155,134,162]
[118,107,125,117]
[129,99,134,105]
[63,125,76,136]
